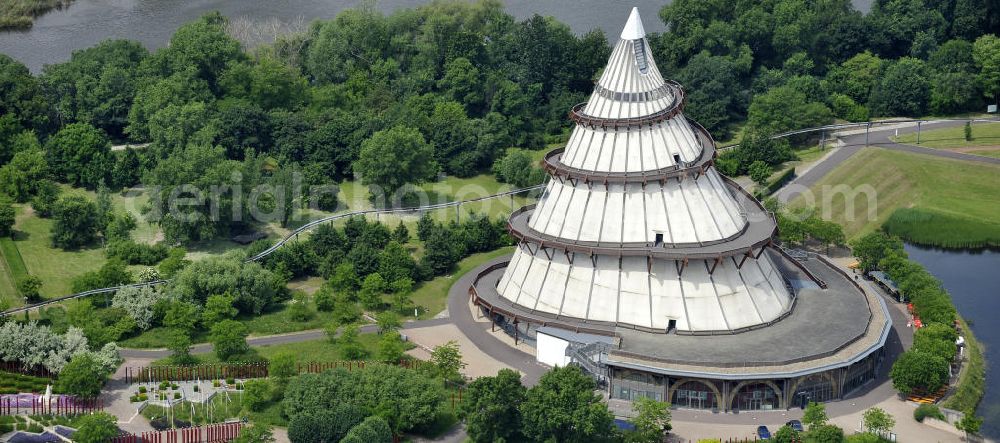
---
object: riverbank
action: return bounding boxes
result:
[883,207,1000,249]
[0,0,72,30]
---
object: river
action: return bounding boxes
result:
[904,244,1000,438]
[0,0,873,73]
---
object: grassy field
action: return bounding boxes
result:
[893,122,1000,158]
[409,246,515,320]
[788,147,1000,241]
[150,335,386,366]
[11,205,105,298]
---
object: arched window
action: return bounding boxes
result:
[671,381,718,410]
[732,382,780,411]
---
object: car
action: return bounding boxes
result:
[757,425,771,439]
[786,420,804,432]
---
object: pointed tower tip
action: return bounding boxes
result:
[619,7,645,40]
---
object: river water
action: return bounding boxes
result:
[904,244,1000,438]
[0,0,873,73]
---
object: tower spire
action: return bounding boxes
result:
[620,7,645,40]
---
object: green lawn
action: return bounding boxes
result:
[788,147,1000,240]
[0,238,23,306]
[11,205,105,298]
[150,335,386,366]
[893,122,1000,158]
[409,246,514,320]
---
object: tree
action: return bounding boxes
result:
[338,324,367,360]
[972,34,1000,106]
[956,411,983,439]
[802,402,828,429]
[851,232,904,272]
[202,293,239,326]
[492,148,546,188]
[167,328,193,364]
[170,255,279,315]
[890,350,950,395]
[460,369,527,442]
[421,227,462,275]
[111,285,165,330]
[31,180,60,218]
[377,331,406,363]
[748,161,772,188]
[341,416,393,443]
[72,412,120,443]
[869,58,931,117]
[211,319,249,361]
[375,311,401,334]
[806,423,845,443]
[163,300,200,333]
[56,353,107,398]
[45,123,111,189]
[0,147,48,202]
[520,365,616,443]
[0,199,14,238]
[965,121,973,141]
[862,407,895,436]
[17,275,42,302]
[773,425,799,443]
[287,405,365,443]
[430,340,466,383]
[354,126,439,196]
[242,379,272,412]
[269,353,297,380]
[359,272,387,310]
[626,397,671,443]
[747,85,832,135]
[51,195,100,249]
[392,222,409,243]
[314,286,335,312]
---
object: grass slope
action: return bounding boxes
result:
[409,246,514,320]
[789,147,1000,241]
[893,122,1000,158]
[0,238,22,306]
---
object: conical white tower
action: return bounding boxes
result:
[495,8,792,333]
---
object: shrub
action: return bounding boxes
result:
[226,377,235,385]
[213,380,221,387]
[193,385,199,392]
[138,386,147,393]
[26,423,43,433]
[914,404,945,422]
[171,383,178,390]
[159,381,169,390]
[173,392,181,399]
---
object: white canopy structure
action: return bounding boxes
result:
[494,8,792,333]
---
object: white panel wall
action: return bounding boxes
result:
[681,261,728,331]
[589,256,620,322]
[623,185,647,242]
[536,331,571,368]
[619,257,653,328]
[562,262,594,319]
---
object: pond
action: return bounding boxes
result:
[904,243,1000,438]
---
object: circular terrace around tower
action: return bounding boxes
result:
[468,250,891,379]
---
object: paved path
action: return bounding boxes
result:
[775,120,1000,203]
